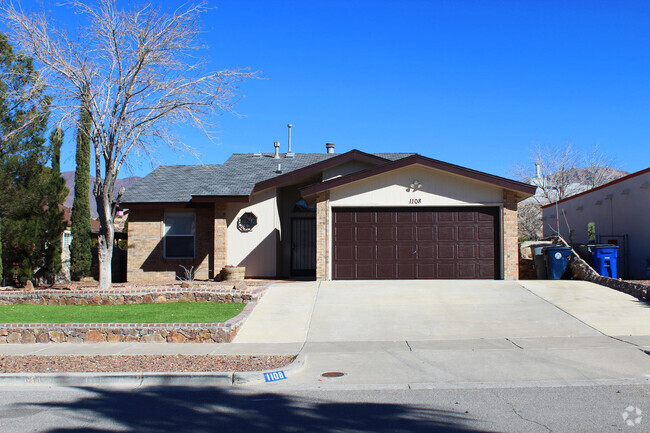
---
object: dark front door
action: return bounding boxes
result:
[291,218,316,276]
[332,207,499,280]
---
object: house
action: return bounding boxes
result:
[121,143,535,282]
[541,167,650,279]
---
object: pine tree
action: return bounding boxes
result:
[69,86,92,280]
[43,127,68,283]
[0,33,52,285]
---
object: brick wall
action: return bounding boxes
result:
[214,203,227,275]
[316,191,330,280]
[502,190,519,280]
[127,205,214,282]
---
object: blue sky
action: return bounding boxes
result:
[12,0,650,178]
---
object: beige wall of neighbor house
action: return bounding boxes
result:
[226,188,280,278]
[329,165,504,207]
[542,169,650,279]
[127,205,214,282]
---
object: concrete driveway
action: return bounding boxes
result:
[235,280,650,389]
[235,279,650,344]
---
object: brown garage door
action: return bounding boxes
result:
[332,207,499,280]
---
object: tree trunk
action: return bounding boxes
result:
[95,188,114,290]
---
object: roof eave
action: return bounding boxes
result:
[300,154,536,199]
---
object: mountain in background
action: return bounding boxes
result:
[561,166,629,187]
[61,171,141,218]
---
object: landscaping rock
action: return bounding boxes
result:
[36,333,50,344]
[166,331,187,343]
[155,295,167,303]
[0,330,8,336]
[84,330,105,343]
[233,281,248,291]
[6,333,20,344]
[106,333,123,343]
[142,295,153,303]
[181,281,192,289]
[143,334,165,343]
[68,337,83,343]
[24,281,34,291]
[0,336,7,344]
[21,331,36,344]
[49,331,66,343]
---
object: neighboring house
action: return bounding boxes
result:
[121,144,535,282]
[59,205,126,282]
[541,167,650,279]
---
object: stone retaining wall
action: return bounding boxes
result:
[0,287,262,306]
[0,302,256,344]
[0,285,269,344]
[570,255,649,301]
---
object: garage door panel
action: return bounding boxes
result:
[334,245,354,260]
[335,226,354,242]
[334,263,354,279]
[458,244,476,259]
[377,228,395,241]
[356,263,375,279]
[397,263,415,279]
[438,226,456,241]
[458,262,477,278]
[377,244,395,260]
[356,245,375,260]
[396,226,414,241]
[417,263,435,278]
[356,212,374,223]
[376,264,396,279]
[356,226,374,242]
[332,207,499,280]
[458,226,476,241]
[416,226,434,241]
[397,245,415,259]
[438,244,455,259]
[437,263,456,278]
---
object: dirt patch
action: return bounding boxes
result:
[0,354,294,373]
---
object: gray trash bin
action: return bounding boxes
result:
[530,244,549,280]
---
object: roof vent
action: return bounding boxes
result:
[276,163,282,173]
[285,124,295,158]
[326,142,335,154]
[253,151,262,157]
[273,141,280,159]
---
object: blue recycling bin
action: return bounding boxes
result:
[591,245,618,278]
[544,246,572,280]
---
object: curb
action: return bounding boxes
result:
[0,353,306,387]
[233,353,306,385]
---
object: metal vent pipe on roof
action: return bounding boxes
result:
[326,142,335,154]
[286,124,295,158]
[273,141,280,159]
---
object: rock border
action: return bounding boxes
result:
[0,283,272,344]
[570,255,649,302]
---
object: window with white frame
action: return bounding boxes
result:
[164,212,195,259]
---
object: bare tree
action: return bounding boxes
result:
[2,0,258,289]
[514,142,621,240]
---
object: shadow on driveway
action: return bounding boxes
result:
[28,385,489,433]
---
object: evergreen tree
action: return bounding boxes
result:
[0,33,52,285]
[69,86,92,280]
[43,127,68,283]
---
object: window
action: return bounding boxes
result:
[164,212,195,258]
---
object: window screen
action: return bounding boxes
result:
[164,212,195,258]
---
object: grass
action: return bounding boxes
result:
[0,302,246,324]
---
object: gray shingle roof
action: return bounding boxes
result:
[121,152,415,203]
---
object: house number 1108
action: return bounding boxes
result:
[409,198,421,204]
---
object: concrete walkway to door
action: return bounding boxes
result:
[234,279,650,389]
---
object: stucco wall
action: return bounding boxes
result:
[329,165,504,207]
[542,170,650,279]
[226,188,280,277]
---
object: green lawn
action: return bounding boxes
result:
[0,302,246,324]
